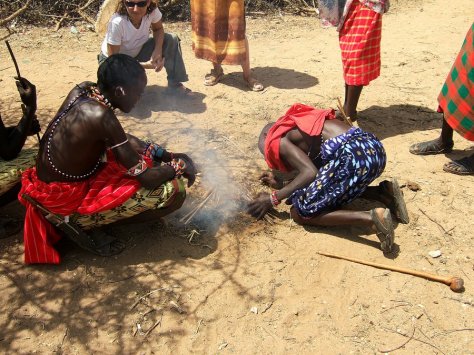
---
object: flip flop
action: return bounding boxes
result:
[204,69,224,86]
[370,208,394,253]
[0,217,22,239]
[379,178,410,224]
[244,77,264,92]
[443,157,474,175]
[409,139,453,155]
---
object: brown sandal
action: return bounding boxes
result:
[204,69,224,86]
[370,209,395,253]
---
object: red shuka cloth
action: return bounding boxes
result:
[264,103,335,172]
[339,1,382,86]
[18,152,152,264]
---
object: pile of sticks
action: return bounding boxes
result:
[179,189,217,225]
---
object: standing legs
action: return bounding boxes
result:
[344,84,363,121]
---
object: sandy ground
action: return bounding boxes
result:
[0,0,473,353]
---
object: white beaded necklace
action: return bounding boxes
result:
[46,86,114,180]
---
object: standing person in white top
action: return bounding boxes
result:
[99,0,191,96]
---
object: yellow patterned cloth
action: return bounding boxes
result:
[72,178,186,229]
[0,149,36,196]
[191,0,247,65]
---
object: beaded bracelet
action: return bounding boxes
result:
[143,142,167,161]
[270,190,280,207]
[167,158,186,178]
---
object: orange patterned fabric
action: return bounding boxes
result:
[191,0,247,65]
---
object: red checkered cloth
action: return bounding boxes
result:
[18,152,152,264]
[339,0,383,86]
[438,23,474,141]
[264,103,335,172]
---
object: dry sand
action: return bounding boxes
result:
[0,0,473,353]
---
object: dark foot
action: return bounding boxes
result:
[0,217,21,239]
[379,178,409,224]
[88,229,126,256]
[370,208,394,253]
[443,155,474,175]
[60,222,125,257]
[409,138,453,155]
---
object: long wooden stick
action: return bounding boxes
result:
[317,251,464,292]
[5,40,21,79]
[5,40,41,143]
[336,97,353,127]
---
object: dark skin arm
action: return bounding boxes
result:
[103,111,196,190]
[248,131,318,219]
[0,77,40,160]
[125,134,197,187]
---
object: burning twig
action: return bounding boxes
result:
[180,189,215,224]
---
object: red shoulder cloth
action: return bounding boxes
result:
[264,103,335,172]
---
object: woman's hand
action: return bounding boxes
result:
[259,171,283,189]
[151,49,164,72]
[247,192,273,220]
[174,153,197,187]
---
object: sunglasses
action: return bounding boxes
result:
[124,1,148,8]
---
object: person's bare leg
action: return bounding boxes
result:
[290,207,394,252]
[204,62,223,86]
[242,38,263,91]
[409,117,454,155]
[361,186,391,206]
[344,84,363,121]
[291,207,374,227]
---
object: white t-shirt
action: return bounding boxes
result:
[100,8,162,58]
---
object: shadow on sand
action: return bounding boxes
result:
[216,66,319,91]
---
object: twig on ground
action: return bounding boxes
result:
[381,326,446,354]
[182,190,215,224]
[130,288,168,310]
[378,326,416,353]
[418,208,449,236]
[144,316,162,338]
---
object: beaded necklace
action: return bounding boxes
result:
[46,86,114,180]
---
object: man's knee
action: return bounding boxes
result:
[290,207,306,225]
[163,33,180,49]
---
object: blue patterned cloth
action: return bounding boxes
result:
[290,127,386,218]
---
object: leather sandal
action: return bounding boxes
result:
[204,69,224,86]
[370,209,394,253]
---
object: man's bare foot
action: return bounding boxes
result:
[409,138,454,155]
[244,76,264,92]
[370,208,394,253]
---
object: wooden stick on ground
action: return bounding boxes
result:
[317,251,464,292]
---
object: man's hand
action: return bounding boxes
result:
[151,50,164,72]
[259,171,283,189]
[174,153,197,187]
[15,77,37,112]
[247,192,273,220]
